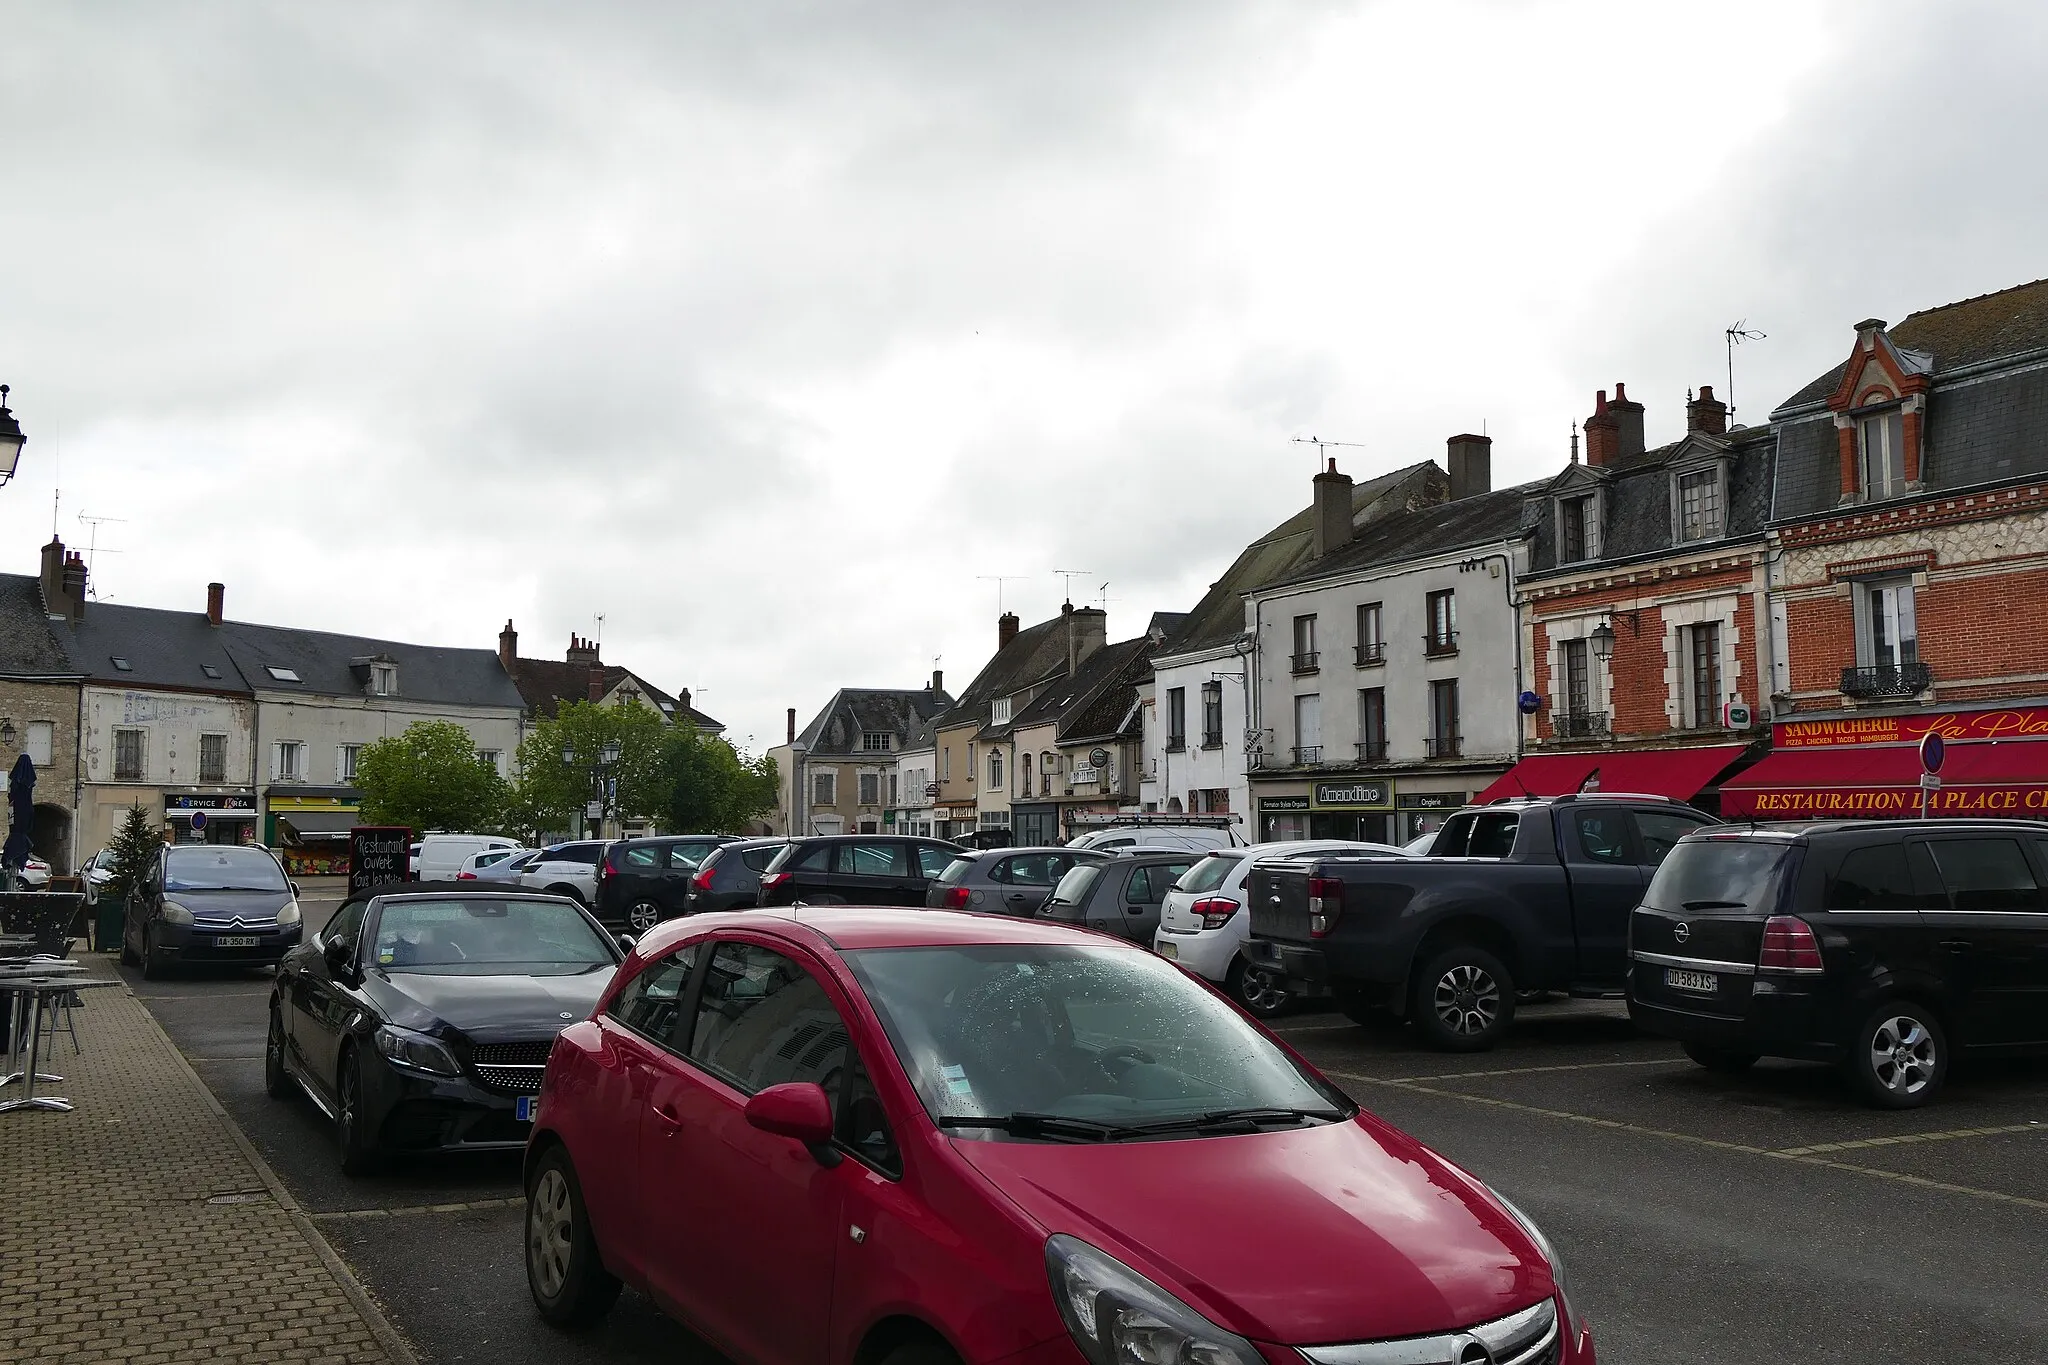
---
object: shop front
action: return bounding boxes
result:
[1307,779,1394,844]
[164,792,258,846]
[265,789,363,875]
[1721,706,2048,818]
[1397,789,1469,842]
[1011,803,1059,847]
[1474,743,1749,813]
[1255,792,1310,841]
[935,804,978,842]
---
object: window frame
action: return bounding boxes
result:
[1556,493,1600,563]
[1857,407,1908,500]
[113,727,148,782]
[1200,681,1224,748]
[1355,601,1386,666]
[811,770,837,807]
[1427,678,1460,757]
[1674,465,1725,543]
[1686,622,1723,728]
[857,771,881,806]
[1357,687,1387,762]
[1562,638,1591,719]
[1165,687,1186,751]
[1425,590,1458,655]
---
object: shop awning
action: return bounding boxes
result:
[276,811,360,842]
[1721,740,2048,819]
[1474,745,1748,805]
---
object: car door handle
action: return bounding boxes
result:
[651,1101,684,1132]
[1940,939,1973,953]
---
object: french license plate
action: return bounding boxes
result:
[1158,942,1179,960]
[515,1096,536,1122]
[215,935,260,949]
[1665,967,1718,995]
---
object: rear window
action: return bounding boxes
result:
[1047,864,1103,906]
[1177,854,1242,895]
[1434,811,1519,859]
[740,846,781,872]
[1643,838,1793,914]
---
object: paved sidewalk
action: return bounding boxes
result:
[0,957,416,1365]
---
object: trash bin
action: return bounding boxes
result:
[95,895,124,954]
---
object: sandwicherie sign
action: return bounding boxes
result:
[1776,706,2048,749]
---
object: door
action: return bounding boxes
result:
[1562,807,1648,980]
[616,843,666,913]
[833,841,912,904]
[1920,836,2048,1046]
[292,897,371,1098]
[638,939,853,1364]
[989,851,1066,916]
[1120,861,1193,942]
[1812,839,1939,1026]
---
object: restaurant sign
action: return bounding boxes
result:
[1312,780,1392,810]
[1728,785,2048,818]
[1776,706,2048,749]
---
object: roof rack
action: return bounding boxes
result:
[1065,812,1241,828]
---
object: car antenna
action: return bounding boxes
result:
[1575,766,1602,795]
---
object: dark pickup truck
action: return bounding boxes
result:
[1244,795,1718,1050]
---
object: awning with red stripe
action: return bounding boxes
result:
[1473,744,1747,805]
[1720,739,2048,818]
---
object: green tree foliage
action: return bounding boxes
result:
[665,729,780,834]
[513,700,673,834]
[355,721,511,835]
[105,802,160,907]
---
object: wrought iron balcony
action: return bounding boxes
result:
[1841,663,1932,699]
[1424,632,1460,659]
[1355,642,1387,667]
[1553,712,1610,739]
[1425,734,1462,759]
[1355,740,1388,762]
[1290,651,1321,675]
[1290,745,1323,766]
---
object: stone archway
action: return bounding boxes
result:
[31,803,72,873]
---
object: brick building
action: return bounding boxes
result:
[1724,279,2048,817]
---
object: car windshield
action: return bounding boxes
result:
[1046,863,1102,905]
[370,898,617,976]
[164,846,288,893]
[1643,839,1794,914]
[845,943,1348,1137]
[1176,854,1241,895]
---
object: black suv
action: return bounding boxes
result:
[758,835,964,906]
[1629,819,2048,1108]
[684,838,791,914]
[595,836,738,931]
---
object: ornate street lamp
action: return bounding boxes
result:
[0,386,25,487]
[600,740,622,766]
[1589,621,1617,664]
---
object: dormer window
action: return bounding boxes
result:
[991,698,1012,725]
[371,663,397,696]
[860,731,893,752]
[1858,408,1907,500]
[1677,467,1724,542]
[1558,493,1600,563]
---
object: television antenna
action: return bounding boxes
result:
[1052,568,1095,603]
[76,512,127,595]
[1725,321,1766,420]
[1291,435,1368,471]
[592,612,606,648]
[975,575,1026,613]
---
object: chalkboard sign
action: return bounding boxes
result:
[349,826,412,897]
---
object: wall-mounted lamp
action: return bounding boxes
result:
[0,719,15,747]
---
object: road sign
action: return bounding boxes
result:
[189,810,207,832]
[1919,732,1946,774]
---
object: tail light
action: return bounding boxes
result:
[1190,897,1240,930]
[761,872,793,894]
[456,871,476,881]
[1307,878,1343,938]
[1759,916,1823,973]
[941,886,972,910]
[690,868,716,892]
[598,860,614,882]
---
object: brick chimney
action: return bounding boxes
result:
[787,707,797,744]
[39,538,70,619]
[498,619,518,670]
[1583,390,1619,468]
[588,666,606,702]
[1686,384,1729,436]
[1312,458,1355,558]
[59,552,86,622]
[998,613,1020,649]
[1446,434,1492,500]
[929,668,943,693]
[1610,382,1646,458]
[566,633,600,666]
[677,687,692,714]
[206,582,225,626]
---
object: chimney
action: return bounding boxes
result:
[677,687,692,714]
[566,633,600,666]
[1610,381,1645,458]
[206,582,225,626]
[498,619,518,670]
[588,665,606,703]
[787,707,797,744]
[1065,604,1107,676]
[1583,390,1619,468]
[60,552,87,622]
[998,612,1020,649]
[1312,458,1355,558]
[1446,434,1492,500]
[929,668,943,693]
[1686,384,1729,436]
[39,538,67,618]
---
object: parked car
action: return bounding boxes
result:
[1068,823,1244,853]
[1156,840,1409,1017]
[758,835,962,907]
[1037,850,1200,944]
[417,833,523,882]
[1245,795,1719,1050]
[926,846,1114,915]
[521,907,1592,1362]
[457,847,533,881]
[15,854,52,889]
[1629,819,2048,1109]
[80,847,116,904]
[408,842,422,877]
[683,838,790,914]
[1403,830,1442,856]
[121,843,304,979]
[520,841,611,906]
[596,836,740,931]
[267,886,626,1173]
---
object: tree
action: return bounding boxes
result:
[104,802,159,909]
[665,729,780,834]
[513,700,673,836]
[355,721,511,835]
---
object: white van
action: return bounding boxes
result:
[1066,825,1243,854]
[416,833,522,882]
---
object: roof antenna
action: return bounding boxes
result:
[1291,435,1367,473]
[1052,568,1094,604]
[1569,421,1580,465]
[1725,320,1766,421]
[976,575,1026,613]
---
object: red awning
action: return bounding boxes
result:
[1720,739,2048,819]
[1473,745,1747,805]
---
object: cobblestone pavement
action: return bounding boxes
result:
[0,954,417,1365]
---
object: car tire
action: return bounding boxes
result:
[1682,1041,1760,1073]
[336,1048,386,1175]
[1844,1000,1948,1109]
[265,1007,295,1099]
[140,927,170,981]
[625,900,663,934]
[526,1146,622,1329]
[1226,958,1291,1018]
[1410,944,1517,1053]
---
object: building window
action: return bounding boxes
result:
[1201,682,1223,747]
[337,744,363,782]
[990,699,1011,726]
[812,771,836,806]
[1428,680,1460,758]
[1858,409,1907,499]
[477,749,504,777]
[1166,687,1186,751]
[266,665,300,683]
[1292,693,1321,765]
[1864,579,1918,670]
[271,741,306,782]
[1357,688,1387,762]
[114,728,147,781]
[988,750,1004,789]
[861,731,893,752]
[25,720,54,767]
[1687,623,1722,728]
[1426,590,1458,656]
[196,732,228,783]
[371,663,397,696]
[1677,468,1723,541]
[1355,602,1385,665]
[941,747,950,782]
[889,771,900,805]
[1559,495,1599,562]
[1041,751,1055,796]
[1291,615,1319,673]
[1563,638,1591,718]
[858,772,880,805]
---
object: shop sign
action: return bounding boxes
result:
[1257,796,1310,812]
[165,793,256,814]
[348,826,412,896]
[1727,784,2048,818]
[1397,791,1467,811]
[1776,706,2048,749]
[1312,781,1391,810]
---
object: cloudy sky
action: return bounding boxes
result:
[3,1,2044,751]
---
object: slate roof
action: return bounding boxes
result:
[508,658,725,730]
[43,596,253,694]
[796,686,954,756]
[218,622,526,709]
[933,611,1101,736]
[1780,278,2048,411]
[1160,461,1448,657]
[1056,637,1157,744]
[1261,479,1544,592]
[0,575,77,677]
[1523,425,1776,577]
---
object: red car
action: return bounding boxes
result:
[523,908,1593,1365]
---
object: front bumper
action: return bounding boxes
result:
[361,1052,541,1153]
[157,922,302,966]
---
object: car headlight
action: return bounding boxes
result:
[275,900,302,927]
[160,902,195,926]
[1489,1189,1579,1336]
[372,1025,462,1077]
[1046,1235,1264,1365]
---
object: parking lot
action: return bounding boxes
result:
[126,887,2048,1365]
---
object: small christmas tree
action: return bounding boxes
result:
[104,803,160,920]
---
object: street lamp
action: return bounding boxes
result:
[0,386,25,487]
[1589,622,1616,664]
[600,740,622,766]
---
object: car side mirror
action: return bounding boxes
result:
[323,936,357,980]
[290,880,301,898]
[615,933,637,953]
[743,1082,840,1165]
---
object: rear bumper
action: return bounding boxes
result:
[1627,966,1845,1062]
[1152,927,1238,982]
[1244,939,1330,986]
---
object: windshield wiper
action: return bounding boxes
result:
[1114,1106,1348,1136]
[933,1112,1131,1142]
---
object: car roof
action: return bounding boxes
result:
[360,885,581,904]
[1694,818,2048,844]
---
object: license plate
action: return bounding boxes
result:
[1158,942,1178,960]
[1664,968,1718,995]
[215,935,260,948]
[515,1096,536,1122]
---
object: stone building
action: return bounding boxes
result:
[0,563,84,870]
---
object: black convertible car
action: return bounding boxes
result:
[265,887,626,1173]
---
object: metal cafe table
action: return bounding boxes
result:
[0,963,120,1115]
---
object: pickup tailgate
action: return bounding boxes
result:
[1247,862,1314,945]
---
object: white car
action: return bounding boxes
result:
[14,854,52,890]
[1067,824,1244,853]
[415,832,522,882]
[1403,830,1441,856]
[456,846,534,882]
[1153,839,1407,1016]
[518,840,610,905]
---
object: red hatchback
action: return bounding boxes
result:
[523,908,1593,1365]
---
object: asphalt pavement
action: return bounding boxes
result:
[125,887,2048,1365]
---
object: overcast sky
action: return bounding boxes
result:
[3,1,2045,752]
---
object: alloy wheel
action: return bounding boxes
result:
[1432,963,1501,1037]
[1868,1015,1938,1097]
[1236,964,1290,1015]
[529,1169,575,1300]
[340,1062,358,1139]
[627,901,662,933]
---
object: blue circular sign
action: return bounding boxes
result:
[1919,732,1945,774]
[189,810,208,832]
[1518,690,1542,716]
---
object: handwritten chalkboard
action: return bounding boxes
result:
[349,826,412,897]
